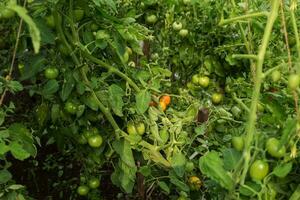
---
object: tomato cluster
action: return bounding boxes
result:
[77,177,100,196]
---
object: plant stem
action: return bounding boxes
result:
[232,54,258,60]
[219,12,269,26]
[240,0,280,185]
[0,0,27,107]
[80,50,140,92]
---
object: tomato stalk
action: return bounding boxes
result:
[219,12,269,26]
[240,0,280,185]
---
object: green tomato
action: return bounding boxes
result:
[179,29,189,37]
[232,136,244,151]
[146,15,157,24]
[64,101,78,115]
[198,76,210,88]
[266,138,286,158]
[172,22,183,31]
[185,161,195,172]
[288,74,300,90]
[136,122,145,135]
[44,67,59,79]
[127,122,137,135]
[45,15,55,28]
[249,160,269,181]
[192,75,200,85]
[1,8,15,19]
[212,93,223,105]
[88,135,103,148]
[271,70,281,82]
[77,185,89,196]
[74,9,84,21]
[88,178,100,189]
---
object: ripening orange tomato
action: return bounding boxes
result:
[160,95,171,106]
[159,101,167,111]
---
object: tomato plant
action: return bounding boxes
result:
[1,0,300,199]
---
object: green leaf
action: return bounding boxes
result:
[34,18,55,45]
[0,169,12,184]
[20,55,45,81]
[138,166,151,177]
[112,139,136,168]
[223,148,242,171]
[273,162,293,178]
[239,181,261,197]
[51,104,60,123]
[7,184,24,190]
[108,84,125,117]
[9,5,40,53]
[136,90,151,114]
[36,103,49,127]
[93,0,116,12]
[171,151,186,177]
[149,122,162,142]
[170,175,190,192]
[82,93,99,111]
[158,181,170,194]
[111,160,135,193]
[279,118,296,148]
[290,185,300,200]
[7,81,23,93]
[60,73,75,101]
[9,123,36,157]
[9,141,30,160]
[42,80,59,96]
[199,151,234,190]
[0,142,10,155]
[0,110,5,126]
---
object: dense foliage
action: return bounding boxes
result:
[1,0,300,199]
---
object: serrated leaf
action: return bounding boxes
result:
[199,151,234,190]
[51,104,60,123]
[139,166,151,177]
[60,73,75,101]
[0,142,10,155]
[158,181,170,194]
[0,169,12,184]
[9,141,30,160]
[170,175,190,192]
[42,80,59,96]
[108,84,125,116]
[136,90,151,114]
[7,184,24,190]
[20,55,45,81]
[223,148,242,171]
[171,152,186,177]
